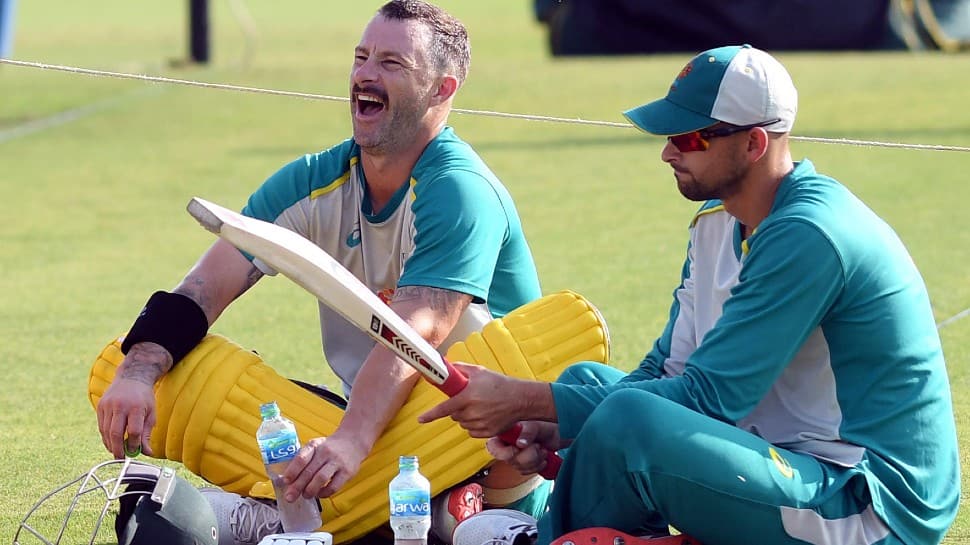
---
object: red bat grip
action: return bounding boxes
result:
[437,357,562,479]
[496,424,562,479]
[438,357,469,397]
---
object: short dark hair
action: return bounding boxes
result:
[378,0,471,84]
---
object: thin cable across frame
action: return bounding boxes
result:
[3,57,970,153]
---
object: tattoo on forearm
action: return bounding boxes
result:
[173,264,262,318]
[243,265,263,293]
[394,286,469,314]
[120,343,174,385]
[174,278,210,315]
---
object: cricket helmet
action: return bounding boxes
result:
[14,458,218,545]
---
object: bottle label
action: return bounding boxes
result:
[389,489,431,517]
[258,430,300,465]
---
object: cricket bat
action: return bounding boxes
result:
[186,197,562,479]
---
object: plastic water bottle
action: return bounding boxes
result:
[257,401,322,533]
[388,455,431,545]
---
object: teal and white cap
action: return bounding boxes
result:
[623,44,798,136]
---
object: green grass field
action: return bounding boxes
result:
[1,1,968,543]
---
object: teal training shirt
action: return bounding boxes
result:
[552,159,959,544]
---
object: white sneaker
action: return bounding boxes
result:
[256,531,333,545]
[453,509,538,545]
[200,488,283,545]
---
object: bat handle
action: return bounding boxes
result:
[439,357,561,479]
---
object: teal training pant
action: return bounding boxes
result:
[539,362,901,545]
[504,479,553,520]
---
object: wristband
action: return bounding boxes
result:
[120,291,209,365]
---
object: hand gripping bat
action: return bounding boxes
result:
[186,197,562,479]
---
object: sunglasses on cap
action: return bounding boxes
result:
[667,119,781,153]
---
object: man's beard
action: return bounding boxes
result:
[677,154,747,202]
[354,94,429,156]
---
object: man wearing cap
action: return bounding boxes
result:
[422,45,959,545]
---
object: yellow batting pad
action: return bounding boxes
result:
[87,290,609,543]
[445,289,611,380]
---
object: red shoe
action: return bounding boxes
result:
[551,527,702,545]
[432,482,485,543]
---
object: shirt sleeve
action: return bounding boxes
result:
[398,169,509,303]
[243,140,355,227]
[240,141,354,268]
[552,219,844,439]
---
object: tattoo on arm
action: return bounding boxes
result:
[244,265,263,291]
[174,271,212,314]
[174,264,262,318]
[119,342,174,385]
[393,285,471,315]
[392,286,472,347]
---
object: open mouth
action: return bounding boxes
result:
[355,91,387,118]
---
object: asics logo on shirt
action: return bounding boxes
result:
[769,447,794,479]
[346,227,361,247]
[377,288,395,305]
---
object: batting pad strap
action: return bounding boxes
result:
[482,475,544,506]
[121,291,208,364]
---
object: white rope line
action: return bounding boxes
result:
[452,107,632,128]
[4,57,968,327]
[785,136,970,152]
[938,307,970,330]
[3,57,970,153]
[0,58,346,102]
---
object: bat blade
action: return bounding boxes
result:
[186,197,450,386]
